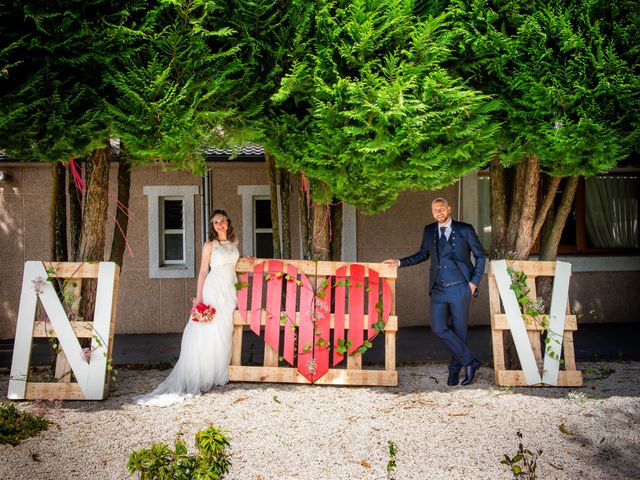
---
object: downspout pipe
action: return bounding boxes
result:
[201,169,211,244]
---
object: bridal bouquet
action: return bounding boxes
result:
[191,303,216,323]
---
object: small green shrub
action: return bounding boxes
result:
[127,425,231,479]
[501,430,541,479]
[0,402,50,446]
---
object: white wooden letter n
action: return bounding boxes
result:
[8,261,117,400]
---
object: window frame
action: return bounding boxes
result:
[160,197,186,265]
[253,196,274,258]
[143,185,200,278]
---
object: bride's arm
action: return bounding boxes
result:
[193,241,214,305]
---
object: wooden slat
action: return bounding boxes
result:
[25,382,85,400]
[562,331,577,370]
[33,320,95,338]
[42,262,101,278]
[228,366,398,386]
[491,330,506,372]
[314,276,331,380]
[492,314,578,331]
[297,270,314,382]
[264,260,283,358]
[385,278,397,372]
[333,266,347,366]
[495,369,583,387]
[282,264,298,366]
[347,352,362,369]
[249,262,264,336]
[385,331,396,372]
[367,268,379,339]
[233,310,398,331]
[347,264,365,355]
[488,261,562,277]
[236,258,398,279]
[231,325,243,366]
[54,351,72,383]
[236,272,249,323]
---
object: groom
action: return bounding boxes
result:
[385,198,486,386]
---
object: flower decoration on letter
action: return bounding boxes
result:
[31,276,47,295]
[191,303,216,323]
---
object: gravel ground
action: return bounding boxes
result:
[1,362,639,480]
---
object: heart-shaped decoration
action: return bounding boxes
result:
[236,261,392,383]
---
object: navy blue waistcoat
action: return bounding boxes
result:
[434,236,467,286]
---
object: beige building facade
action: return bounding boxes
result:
[0,160,639,339]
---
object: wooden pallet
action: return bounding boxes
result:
[8,262,120,400]
[229,258,398,386]
[488,260,582,387]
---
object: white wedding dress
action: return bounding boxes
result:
[136,240,239,407]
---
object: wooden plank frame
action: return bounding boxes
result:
[8,261,120,400]
[488,260,582,387]
[229,258,398,386]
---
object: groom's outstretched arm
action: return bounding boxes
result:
[384,226,430,268]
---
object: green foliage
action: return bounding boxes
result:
[0,1,145,161]
[127,425,231,480]
[335,337,353,354]
[500,430,541,479]
[107,0,246,172]
[386,440,398,479]
[258,0,500,212]
[448,0,640,175]
[0,402,50,446]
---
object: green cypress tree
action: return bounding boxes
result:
[447,0,640,259]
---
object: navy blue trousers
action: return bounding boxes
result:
[430,282,474,370]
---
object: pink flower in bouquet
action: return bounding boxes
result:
[191,303,216,323]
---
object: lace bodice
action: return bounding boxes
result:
[210,240,240,270]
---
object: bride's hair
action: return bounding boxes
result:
[208,209,237,242]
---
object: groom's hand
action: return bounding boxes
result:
[469,282,477,295]
[383,259,400,267]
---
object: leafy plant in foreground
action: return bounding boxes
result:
[0,402,50,446]
[501,430,542,479]
[127,425,231,479]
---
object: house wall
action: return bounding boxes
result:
[1,162,638,339]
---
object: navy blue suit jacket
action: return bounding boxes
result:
[399,220,486,293]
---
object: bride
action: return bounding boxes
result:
[136,210,240,406]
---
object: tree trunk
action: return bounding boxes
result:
[77,145,111,321]
[330,201,343,261]
[536,176,580,308]
[299,174,311,260]
[51,162,68,262]
[310,200,330,261]
[489,157,507,259]
[108,152,132,267]
[265,149,281,258]
[68,161,83,261]
[279,168,291,259]
[539,176,579,261]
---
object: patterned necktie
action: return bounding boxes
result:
[440,226,447,246]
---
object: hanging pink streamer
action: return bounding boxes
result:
[68,158,85,195]
[108,209,135,258]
